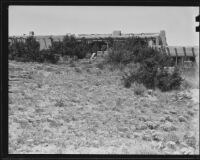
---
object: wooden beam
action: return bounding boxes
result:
[166,47,170,56]
[183,47,187,64]
[192,47,195,58]
[174,48,178,66]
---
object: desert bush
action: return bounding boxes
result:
[164,132,180,144]
[62,35,89,59]
[184,134,196,148]
[49,37,63,56]
[155,67,183,91]
[69,60,76,67]
[104,37,182,91]
[39,49,60,64]
[55,99,65,107]
[9,36,60,63]
[106,37,148,64]
[9,36,40,62]
[119,47,182,91]
[132,83,146,95]
[74,67,82,73]
[96,63,104,70]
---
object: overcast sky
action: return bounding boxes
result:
[9,6,199,46]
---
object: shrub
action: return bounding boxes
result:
[96,63,104,70]
[55,99,65,107]
[107,37,148,64]
[155,67,183,91]
[49,37,63,56]
[132,83,146,95]
[111,38,183,91]
[9,36,40,62]
[9,36,60,64]
[69,60,76,67]
[62,36,89,59]
[39,49,59,64]
[74,67,82,73]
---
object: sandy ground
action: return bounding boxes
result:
[8,59,199,154]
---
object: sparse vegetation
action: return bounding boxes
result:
[132,83,146,96]
[8,60,199,154]
[104,38,182,91]
[55,99,65,107]
[8,34,199,154]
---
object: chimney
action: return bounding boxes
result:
[29,31,34,36]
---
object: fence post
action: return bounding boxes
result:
[43,38,47,50]
[182,47,187,68]
[174,48,178,66]
[183,47,187,58]
[166,47,170,56]
[192,47,196,59]
[156,37,159,45]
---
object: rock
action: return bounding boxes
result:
[138,116,148,122]
[184,135,196,148]
[161,122,177,131]
[142,134,152,141]
[180,147,194,155]
[152,133,163,141]
[162,148,173,154]
[159,117,166,122]
[169,110,177,114]
[165,115,174,122]
[145,121,159,130]
[178,116,187,122]
[27,139,34,143]
[147,89,153,95]
[180,142,188,148]
[187,111,194,116]
[133,133,140,138]
[136,124,148,130]
[166,141,176,150]
[156,141,165,150]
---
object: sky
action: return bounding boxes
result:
[9,6,199,46]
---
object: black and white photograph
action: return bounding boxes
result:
[8,6,199,154]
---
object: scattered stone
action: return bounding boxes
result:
[161,122,177,131]
[142,134,152,141]
[164,132,180,144]
[165,115,173,122]
[162,148,173,154]
[178,116,187,122]
[184,135,196,148]
[147,89,154,95]
[118,127,129,133]
[169,110,177,114]
[152,132,163,141]
[179,142,188,148]
[133,133,140,138]
[159,117,165,122]
[156,141,165,150]
[172,151,181,154]
[180,147,194,155]
[166,141,176,150]
[136,124,148,130]
[187,111,195,116]
[138,116,148,122]
[145,121,159,130]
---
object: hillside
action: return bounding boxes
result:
[9,58,199,154]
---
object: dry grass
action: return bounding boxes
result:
[8,59,199,154]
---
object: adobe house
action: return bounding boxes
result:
[9,30,199,68]
[9,30,167,50]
